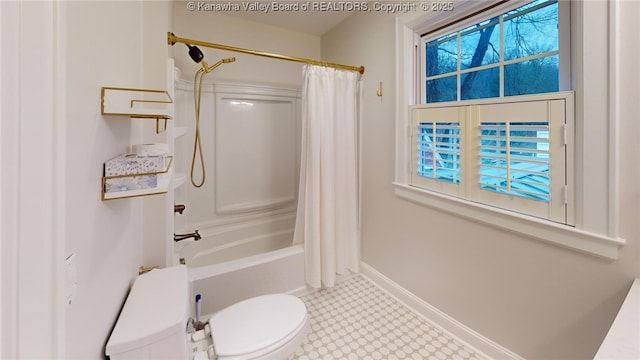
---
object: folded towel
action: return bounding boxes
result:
[132,143,170,157]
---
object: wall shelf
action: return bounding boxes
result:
[101,156,173,201]
[101,86,173,133]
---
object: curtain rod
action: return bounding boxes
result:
[168,32,365,74]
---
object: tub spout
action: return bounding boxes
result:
[174,230,201,242]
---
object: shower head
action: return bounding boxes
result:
[185,40,235,73]
[186,44,204,64]
[201,57,236,73]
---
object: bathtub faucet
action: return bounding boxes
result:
[174,230,201,242]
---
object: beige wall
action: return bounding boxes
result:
[1,2,173,358]
[321,5,640,360]
[171,2,320,87]
[1,2,63,357]
[141,1,173,271]
[63,2,171,358]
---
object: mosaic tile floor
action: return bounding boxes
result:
[290,275,488,360]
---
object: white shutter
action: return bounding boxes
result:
[408,92,573,225]
[468,99,567,223]
[411,106,466,198]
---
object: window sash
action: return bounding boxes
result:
[421,0,569,103]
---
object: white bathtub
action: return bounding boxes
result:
[176,213,296,266]
[178,229,293,268]
[184,242,306,316]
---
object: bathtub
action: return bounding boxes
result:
[181,239,306,316]
[178,229,294,267]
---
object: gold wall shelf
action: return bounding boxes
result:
[101,156,173,201]
[101,86,173,133]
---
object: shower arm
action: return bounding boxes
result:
[201,57,236,73]
[167,32,365,74]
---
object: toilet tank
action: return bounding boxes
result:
[106,265,190,360]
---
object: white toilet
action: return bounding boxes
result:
[105,265,309,360]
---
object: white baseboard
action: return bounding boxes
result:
[289,271,361,297]
[360,262,525,360]
[288,285,315,297]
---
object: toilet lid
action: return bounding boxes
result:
[209,294,308,357]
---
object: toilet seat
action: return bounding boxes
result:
[209,294,309,359]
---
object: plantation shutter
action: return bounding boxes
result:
[411,106,466,198]
[409,93,573,225]
[467,100,567,223]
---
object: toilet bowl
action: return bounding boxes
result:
[211,294,309,359]
[105,265,309,360]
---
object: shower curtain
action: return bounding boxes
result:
[293,65,360,289]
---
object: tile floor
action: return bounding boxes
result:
[290,275,488,360]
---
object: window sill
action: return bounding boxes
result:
[393,182,625,260]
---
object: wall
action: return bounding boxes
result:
[168,5,314,263]
[1,1,62,357]
[65,2,173,357]
[321,3,640,360]
[173,82,300,240]
[171,2,320,87]
[0,1,151,358]
[141,1,173,271]
[63,2,170,359]
[63,2,144,358]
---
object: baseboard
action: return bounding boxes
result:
[359,262,525,360]
[289,271,360,297]
[288,285,315,297]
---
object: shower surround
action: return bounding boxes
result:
[173,80,301,269]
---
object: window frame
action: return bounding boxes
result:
[394,0,625,259]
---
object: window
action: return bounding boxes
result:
[410,0,572,224]
[422,0,565,103]
[396,0,625,259]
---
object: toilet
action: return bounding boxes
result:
[105,265,309,360]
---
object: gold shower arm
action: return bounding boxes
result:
[168,32,365,75]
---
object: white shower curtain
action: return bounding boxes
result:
[293,65,360,289]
